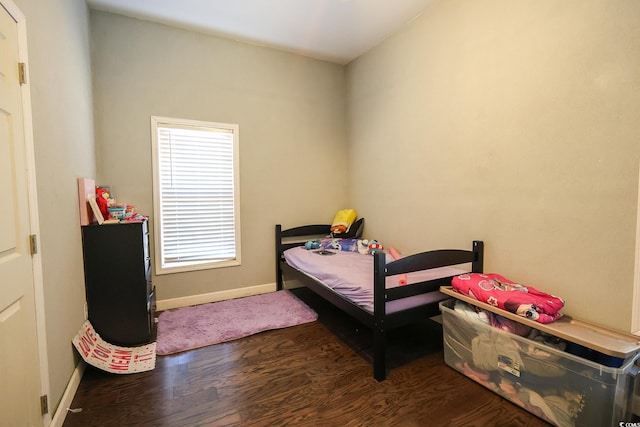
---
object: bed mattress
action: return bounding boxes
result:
[284,246,464,313]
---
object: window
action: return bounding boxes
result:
[151,116,240,274]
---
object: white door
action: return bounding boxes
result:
[633,164,640,335]
[0,4,43,426]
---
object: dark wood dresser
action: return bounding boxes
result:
[81,221,155,346]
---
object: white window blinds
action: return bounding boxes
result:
[151,117,240,274]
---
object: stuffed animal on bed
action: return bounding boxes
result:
[330,209,357,236]
[305,238,383,255]
[367,241,383,254]
[305,240,321,250]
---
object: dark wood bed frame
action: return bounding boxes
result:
[275,223,484,381]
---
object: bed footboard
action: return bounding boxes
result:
[370,240,483,380]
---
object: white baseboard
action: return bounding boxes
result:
[49,361,86,427]
[156,282,277,311]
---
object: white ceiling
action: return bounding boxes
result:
[86,0,434,64]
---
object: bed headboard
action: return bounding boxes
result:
[275,224,331,289]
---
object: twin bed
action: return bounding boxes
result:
[275,223,484,381]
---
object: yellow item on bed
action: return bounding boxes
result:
[330,209,358,235]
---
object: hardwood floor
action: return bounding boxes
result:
[63,288,550,427]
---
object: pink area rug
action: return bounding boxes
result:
[156,290,317,355]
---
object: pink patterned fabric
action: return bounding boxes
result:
[452,273,564,324]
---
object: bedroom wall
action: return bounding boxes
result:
[347,0,640,331]
[14,0,95,415]
[89,11,348,300]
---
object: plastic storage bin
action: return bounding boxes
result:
[440,298,640,427]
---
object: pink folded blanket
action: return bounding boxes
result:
[452,273,564,324]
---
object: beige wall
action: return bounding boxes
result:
[89,11,348,300]
[14,0,95,415]
[9,0,638,416]
[347,0,640,330]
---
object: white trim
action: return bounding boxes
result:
[631,161,640,335]
[1,1,51,423]
[49,362,86,427]
[19,22,51,427]
[0,0,22,19]
[156,283,276,311]
[150,116,242,276]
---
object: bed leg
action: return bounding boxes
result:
[276,224,283,290]
[472,240,484,273]
[372,251,387,381]
[373,327,386,381]
[276,271,283,291]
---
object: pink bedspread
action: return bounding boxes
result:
[284,246,464,313]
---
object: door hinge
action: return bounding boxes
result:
[18,62,27,85]
[40,394,48,415]
[29,234,38,255]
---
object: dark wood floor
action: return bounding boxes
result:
[63,288,550,427]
